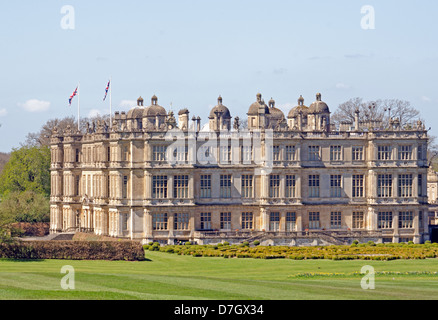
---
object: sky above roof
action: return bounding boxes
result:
[0,0,437,152]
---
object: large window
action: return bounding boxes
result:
[200,175,211,198]
[308,146,320,161]
[241,175,253,198]
[330,212,342,229]
[270,212,280,231]
[398,145,412,160]
[352,212,364,229]
[309,175,320,198]
[174,175,189,199]
[398,174,413,198]
[272,146,281,162]
[152,145,167,162]
[269,174,280,198]
[122,175,128,199]
[220,174,232,198]
[241,212,253,230]
[241,145,252,164]
[378,212,393,229]
[330,175,342,197]
[418,174,423,197]
[399,211,413,229]
[174,213,189,230]
[378,146,391,160]
[377,174,392,198]
[220,212,231,230]
[309,212,320,229]
[286,212,296,231]
[286,146,296,161]
[286,175,296,198]
[200,212,212,230]
[153,213,168,230]
[152,175,168,199]
[220,145,232,164]
[330,146,342,161]
[352,146,364,161]
[352,174,364,198]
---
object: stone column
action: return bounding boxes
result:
[392,212,399,243]
[413,211,420,244]
[144,209,153,240]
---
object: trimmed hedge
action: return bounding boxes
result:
[156,243,438,261]
[0,240,145,261]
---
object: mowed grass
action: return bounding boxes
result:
[0,251,437,300]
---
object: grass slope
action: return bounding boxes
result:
[0,251,437,300]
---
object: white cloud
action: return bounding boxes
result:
[335,83,351,89]
[421,96,431,102]
[119,100,137,110]
[88,109,103,118]
[0,108,7,117]
[18,99,50,112]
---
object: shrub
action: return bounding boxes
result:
[242,241,249,247]
[0,241,145,261]
[253,240,260,246]
[223,241,230,246]
[185,241,191,246]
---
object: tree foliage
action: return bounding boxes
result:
[331,97,421,128]
[0,191,50,223]
[0,146,51,197]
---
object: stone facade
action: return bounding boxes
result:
[50,93,430,245]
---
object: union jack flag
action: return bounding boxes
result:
[103,80,110,101]
[69,87,78,105]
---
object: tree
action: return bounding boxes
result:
[0,146,51,197]
[24,114,111,147]
[0,191,49,223]
[331,97,420,129]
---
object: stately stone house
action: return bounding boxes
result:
[49,93,430,245]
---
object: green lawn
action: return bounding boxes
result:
[0,251,437,300]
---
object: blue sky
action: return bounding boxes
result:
[0,0,437,152]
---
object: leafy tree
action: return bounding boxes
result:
[0,191,49,223]
[0,146,51,197]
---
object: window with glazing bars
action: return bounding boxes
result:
[200,175,211,198]
[152,175,167,199]
[220,174,232,198]
[398,211,413,228]
[398,145,412,160]
[378,212,392,229]
[309,175,320,198]
[241,174,253,198]
[398,174,413,197]
[241,212,253,230]
[352,174,364,198]
[377,174,392,198]
[269,174,280,198]
[174,175,189,199]
[153,213,168,230]
[286,175,296,198]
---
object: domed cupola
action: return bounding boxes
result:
[209,96,232,131]
[309,93,330,114]
[266,98,285,129]
[308,93,330,131]
[287,95,309,130]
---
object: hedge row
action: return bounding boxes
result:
[155,243,438,260]
[0,241,145,261]
[11,222,50,237]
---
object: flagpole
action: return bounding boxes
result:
[77,82,80,132]
[109,76,112,128]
